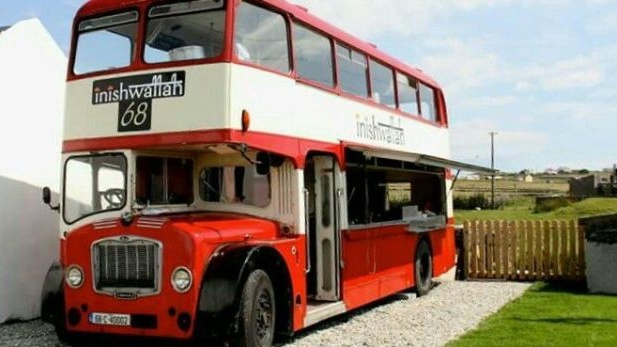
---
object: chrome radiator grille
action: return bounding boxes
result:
[93,238,161,294]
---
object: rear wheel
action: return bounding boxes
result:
[414,240,433,297]
[232,270,276,347]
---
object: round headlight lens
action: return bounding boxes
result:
[66,266,84,288]
[172,267,192,293]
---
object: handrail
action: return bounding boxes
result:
[303,188,311,274]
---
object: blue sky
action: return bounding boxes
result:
[2,0,616,173]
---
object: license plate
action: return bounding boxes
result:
[89,312,131,326]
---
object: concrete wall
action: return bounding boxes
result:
[585,242,617,294]
[0,18,66,323]
[581,214,617,295]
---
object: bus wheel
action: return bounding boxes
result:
[233,269,276,347]
[414,240,433,297]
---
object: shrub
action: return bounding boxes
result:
[455,193,489,210]
[534,196,571,213]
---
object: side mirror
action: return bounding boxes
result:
[256,152,270,175]
[43,187,52,204]
[42,187,60,212]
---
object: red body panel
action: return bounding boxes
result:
[341,224,455,311]
[62,129,343,170]
[61,212,307,338]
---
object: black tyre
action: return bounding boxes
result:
[414,240,433,297]
[232,270,276,347]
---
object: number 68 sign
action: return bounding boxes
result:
[118,99,152,132]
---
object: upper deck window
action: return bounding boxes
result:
[369,59,395,107]
[145,0,225,63]
[419,83,438,122]
[74,11,138,75]
[293,24,334,87]
[234,2,290,73]
[336,44,369,98]
[396,72,420,116]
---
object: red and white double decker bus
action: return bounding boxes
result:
[40,0,490,345]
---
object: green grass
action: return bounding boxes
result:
[553,198,617,219]
[448,282,617,347]
[455,198,617,222]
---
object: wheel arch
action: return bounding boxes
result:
[40,261,65,327]
[196,244,293,338]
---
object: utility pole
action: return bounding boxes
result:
[489,131,497,209]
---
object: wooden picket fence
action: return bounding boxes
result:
[462,220,586,281]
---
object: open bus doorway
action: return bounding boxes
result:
[304,155,341,302]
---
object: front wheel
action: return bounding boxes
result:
[414,240,433,297]
[232,270,276,347]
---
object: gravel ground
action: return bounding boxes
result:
[0,277,531,347]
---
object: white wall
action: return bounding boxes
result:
[0,18,66,323]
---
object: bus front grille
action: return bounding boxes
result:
[92,237,161,295]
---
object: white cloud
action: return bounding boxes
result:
[459,95,517,109]
[540,100,617,121]
[418,37,502,96]
[533,55,605,91]
[449,119,547,167]
[425,44,606,96]
[290,0,445,39]
[291,0,574,40]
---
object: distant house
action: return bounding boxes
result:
[0,18,66,323]
[516,174,534,183]
[465,174,481,181]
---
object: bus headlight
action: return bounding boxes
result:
[171,267,192,293]
[66,265,84,288]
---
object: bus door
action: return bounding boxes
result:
[305,155,341,302]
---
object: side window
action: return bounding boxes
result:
[369,59,395,107]
[199,165,270,207]
[293,24,334,87]
[419,83,437,122]
[396,72,419,115]
[336,43,368,97]
[234,2,290,73]
[136,156,194,205]
[346,165,444,224]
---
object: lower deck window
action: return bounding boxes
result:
[346,152,445,225]
[136,156,194,205]
[199,165,270,207]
